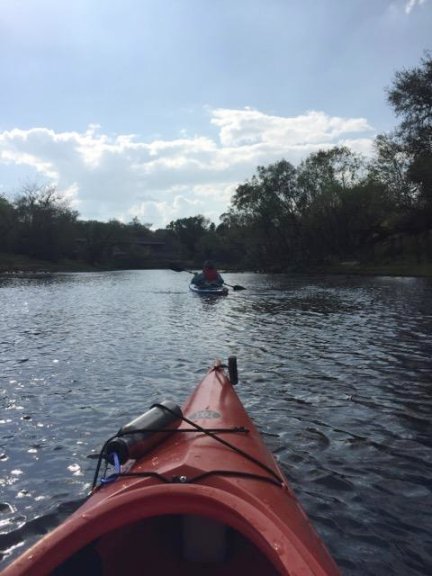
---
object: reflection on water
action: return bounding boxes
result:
[1,270,432,574]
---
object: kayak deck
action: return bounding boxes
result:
[4,360,339,576]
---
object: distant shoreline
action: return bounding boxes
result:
[1,254,431,278]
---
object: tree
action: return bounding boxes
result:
[13,184,78,261]
[388,52,432,153]
[77,219,126,265]
[296,147,367,260]
[167,215,211,259]
[369,134,416,209]
[0,196,16,253]
[229,160,300,268]
[128,216,153,237]
[297,147,364,211]
[387,52,432,214]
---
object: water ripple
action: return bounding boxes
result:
[0,271,431,574]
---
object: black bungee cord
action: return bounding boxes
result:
[91,403,284,491]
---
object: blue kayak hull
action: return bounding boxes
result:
[189,284,228,296]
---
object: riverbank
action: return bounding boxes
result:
[1,253,431,278]
[306,259,432,278]
[0,253,103,274]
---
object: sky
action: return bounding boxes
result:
[0,0,431,229]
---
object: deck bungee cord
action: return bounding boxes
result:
[92,402,285,491]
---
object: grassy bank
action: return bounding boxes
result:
[1,252,431,278]
[0,253,106,274]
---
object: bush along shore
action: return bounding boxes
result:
[1,249,431,278]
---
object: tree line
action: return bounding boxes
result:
[1,53,431,271]
[216,52,432,270]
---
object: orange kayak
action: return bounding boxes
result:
[3,359,340,575]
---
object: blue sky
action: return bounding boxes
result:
[0,0,431,228]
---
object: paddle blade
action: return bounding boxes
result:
[232,285,246,291]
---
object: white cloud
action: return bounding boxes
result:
[405,0,427,13]
[0,107,374,228]
[211,108,371,148]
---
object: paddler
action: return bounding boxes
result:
[192,260,224,288]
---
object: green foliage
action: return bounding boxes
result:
[0,195,15,252]
[218,55,432,270]
[387,52,432,219]
[295,148,368,261]
[369,134,416,209]
[13,184,78,261]
[408,151,432,207]
[228,160,301,268]
[167,215,211,258]
[297,147,364,211]
[388,52,432,152]
[224,150,382,267]
[76,220,119,264]
[0,187,163,269]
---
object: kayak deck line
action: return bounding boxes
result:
[96,469,286,491]
[3,357,340,576]
[93,400,285,490]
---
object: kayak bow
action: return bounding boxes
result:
[3,359,340,576]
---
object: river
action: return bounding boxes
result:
[1,270,431,574]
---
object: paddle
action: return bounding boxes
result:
[170,266,246,291]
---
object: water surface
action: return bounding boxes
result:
[1,270,431,574]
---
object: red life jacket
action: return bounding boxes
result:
[204,267,218,282]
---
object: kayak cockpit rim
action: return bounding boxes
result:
[17,485,316,576]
